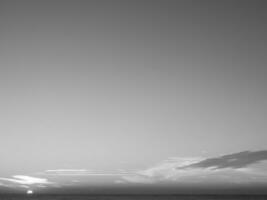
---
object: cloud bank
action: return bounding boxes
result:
[2,151,266,190]
[178,151,267,170]
[121,150,267,184]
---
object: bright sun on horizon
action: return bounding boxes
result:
[27,190,33,195]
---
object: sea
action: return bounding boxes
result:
[0,195,267,200]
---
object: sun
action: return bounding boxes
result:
[27,190,34,195]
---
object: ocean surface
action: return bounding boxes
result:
[0,195,267,200]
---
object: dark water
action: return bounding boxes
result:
[0,195,267,200]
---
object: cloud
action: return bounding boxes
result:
[139,157,203,178]
[46,169,88,172]
[3,151,264,187]
[43,169,154,185]
[178,150,267,170]
[121,157,204,183]
[121,150,267,184]
[43,169,132,176]
[0,175,51,185]
[0,182,11,187]
[122,175,155,184]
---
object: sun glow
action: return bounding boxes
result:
[27,190,33,195]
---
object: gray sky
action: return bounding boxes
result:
[0,0,267,194]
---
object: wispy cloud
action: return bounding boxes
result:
[122,175,155,184]
[121,157,204,184]
[0,182,11,188]
[139,157,203,179]
[43,169,133,176]
[46,169,88,172]
[0,175,51,185]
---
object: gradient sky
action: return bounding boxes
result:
[1,0,267,194]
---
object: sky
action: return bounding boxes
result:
[0,0,267,194]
